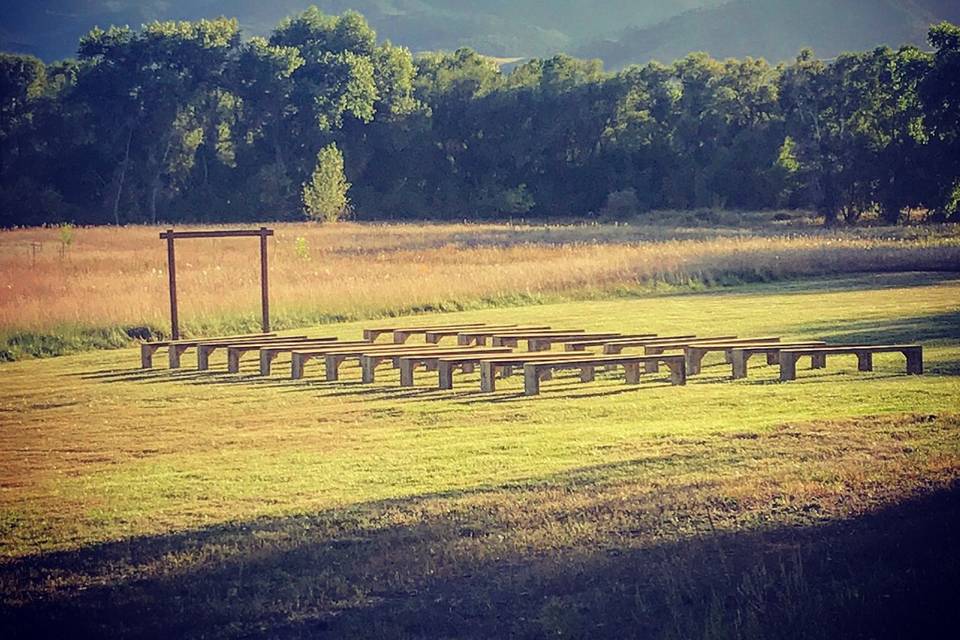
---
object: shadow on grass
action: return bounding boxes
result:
[794,310,960,346]
[2,460,958,639]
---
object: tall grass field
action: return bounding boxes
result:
[0,221,959,638]
[1,221,959,359]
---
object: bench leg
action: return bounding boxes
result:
[462,362,476,374]
[666,360,686,386]
[624,363,641,384]
[566,344,587,352]
[324,355,342,382]
[425,335,441,344]
[361,357,380,383]
[524,366,542,396]
[766,351,779,365]
[644,348,662,373]
[400,360,417,387]
[393,331,408,344]
[723,349,733,364]
[196,346,211,371]
[580,365,596,382]
[731,351,750,380]
[812,353,827,369]
[779,354,798,381]
[480,362,497,393]
[438,362,455,390]
[685,348,705,376]
[140,344,157,369]
[227,350,242,374]
[260,351,275,376]
[856,352,873,372]
[905,348,923,375]
[457,335,471,346]
[291,354,305,380]
[170,345,188,369]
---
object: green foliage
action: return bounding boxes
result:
[293,235,310,260]
[302,143,350,222]
[58,223,74,253]
[0,10,958,226]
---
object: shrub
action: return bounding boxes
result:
[302,143,351,223]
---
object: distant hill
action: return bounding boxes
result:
[577,0,960,68]
[0,0,717,62]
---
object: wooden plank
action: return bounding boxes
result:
[159,229,275,239]
[425,324,549,343]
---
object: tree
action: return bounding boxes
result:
[75,18,242,223]
[302,143,350,222]
[920,22,960,219]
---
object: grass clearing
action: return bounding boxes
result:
[1,271,959,637]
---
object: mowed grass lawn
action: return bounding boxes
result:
[1,271,959,638]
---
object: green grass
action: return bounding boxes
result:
[1,272,959,638]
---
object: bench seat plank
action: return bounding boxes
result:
[362,322,487,342]
[425,325,550,343]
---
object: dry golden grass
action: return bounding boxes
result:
[1,221,958,345]
[0,224,960,357]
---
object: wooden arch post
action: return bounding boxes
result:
[159,227,274,340]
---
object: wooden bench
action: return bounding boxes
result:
[457,328,586,346]
[224,338,354,374]
[601,336,738,372]
[176,335,302,369]
[196,336,316,371]
[291,343,447,380]
[393,348,515,386]
[680,337,783,374]
[523,354,687,396]
[779,345,923,381]
[258,340,372,376]
[432,351,598,390]
[140,333,275,368]
[362,322,486,342]
[360,347,517,383]
[728,342,828,379]
[424,325,550,343]
[477,352,643,393]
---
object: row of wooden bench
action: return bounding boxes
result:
[139,322,923,395]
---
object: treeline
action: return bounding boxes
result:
[1,8,958,226]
